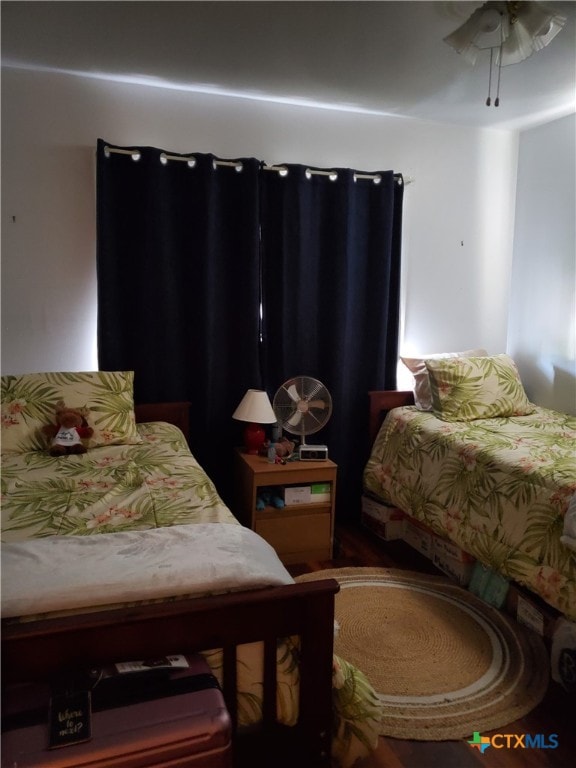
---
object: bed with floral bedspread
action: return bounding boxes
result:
[364,402,576,621]
[1,371,380,767]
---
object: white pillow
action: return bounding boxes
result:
[400,348,488,411]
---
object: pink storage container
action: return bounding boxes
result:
[2,655,232,767]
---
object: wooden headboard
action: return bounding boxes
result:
[134,401,191,442]
[368,390,415,445]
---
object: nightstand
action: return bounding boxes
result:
[233,449,337,564]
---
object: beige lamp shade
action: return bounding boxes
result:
[232,389,277,424]
[232,389,277,454]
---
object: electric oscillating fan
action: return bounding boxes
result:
[272,376,332,460]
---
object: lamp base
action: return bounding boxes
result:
[244,423,266,455]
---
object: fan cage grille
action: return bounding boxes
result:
[272,377,332,443]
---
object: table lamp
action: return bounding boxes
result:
[232,389,277,454]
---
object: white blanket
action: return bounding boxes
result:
[1,523,294,618]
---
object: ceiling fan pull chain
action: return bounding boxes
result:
[486,47,494,106]
[495,58,502,107]
[495,22,505,107]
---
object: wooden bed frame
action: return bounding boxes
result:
[368,389,415,445]
[1,403,339,767]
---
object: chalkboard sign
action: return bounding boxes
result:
[49,690,92,748]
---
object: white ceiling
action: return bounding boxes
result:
[2,1,575,130]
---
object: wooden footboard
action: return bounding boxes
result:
[368,390,414,445]
[2,579,339,767]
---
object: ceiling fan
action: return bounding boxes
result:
[443,1,567,106]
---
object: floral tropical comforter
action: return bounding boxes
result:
[1,421,380,766]
[363,405,576,621]
[1,421,235,540]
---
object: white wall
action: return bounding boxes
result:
[2,68,517,386]
[508,114,576,413]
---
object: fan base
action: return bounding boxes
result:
[299,444,329,461]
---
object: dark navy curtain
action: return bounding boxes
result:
[96,140,262,502]
[97,143,402,520]
[260,165,403,522]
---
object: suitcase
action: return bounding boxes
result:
[2,654,233,767]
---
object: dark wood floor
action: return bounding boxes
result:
[287,524,576,768]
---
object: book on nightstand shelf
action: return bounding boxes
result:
[282,485,312,505]
[311,483,331,502]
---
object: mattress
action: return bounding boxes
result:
[363,405,576,620]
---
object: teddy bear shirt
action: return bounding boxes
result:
[53,426,83,447]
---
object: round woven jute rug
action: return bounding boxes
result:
[296,567,549,740]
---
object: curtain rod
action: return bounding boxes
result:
[103,147,413,184]
[104,146,235,170]
[104,146,142,160]
[264,165,412,185]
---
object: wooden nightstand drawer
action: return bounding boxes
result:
[255,511,331,564]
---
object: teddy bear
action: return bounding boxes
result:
[42,400,93,456]
[260,436,296,461]
[274,436,295,458]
